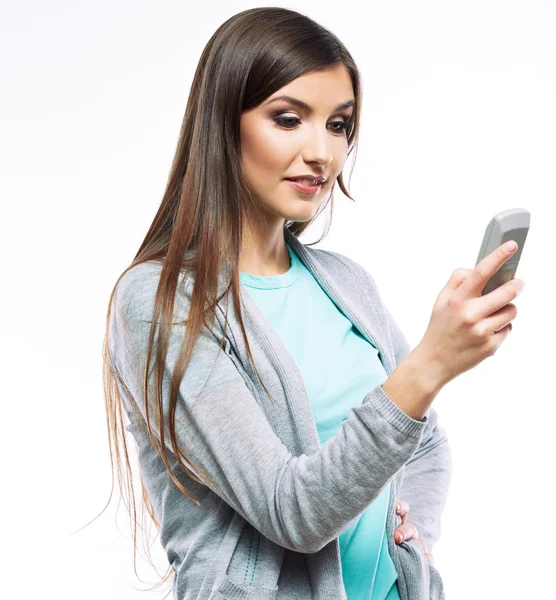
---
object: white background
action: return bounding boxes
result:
[2,1,554,598]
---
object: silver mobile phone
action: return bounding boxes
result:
[475,208,530,295]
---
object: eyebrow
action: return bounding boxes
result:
[266,95,355,113]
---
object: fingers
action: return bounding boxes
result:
[394,522,431,559]
[456,241,519,300]
[396,499,409,524]
[394,521,422,545]
[395,500,429,553]
[444,268,474,294]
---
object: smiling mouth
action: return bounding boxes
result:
[285,179,323,195]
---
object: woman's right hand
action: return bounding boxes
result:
[416,241,525,388]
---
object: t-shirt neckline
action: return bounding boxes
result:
[239,242,300,289]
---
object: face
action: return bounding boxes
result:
[239,64,355,228]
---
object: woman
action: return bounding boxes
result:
[103,7,453,599]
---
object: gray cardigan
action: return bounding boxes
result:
[109,226,452,599]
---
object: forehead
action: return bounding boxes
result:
[264,65,354,111]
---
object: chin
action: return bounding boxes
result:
[283,206,319,222]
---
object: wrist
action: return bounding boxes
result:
[410,343,450,394]
[382,348,443,421]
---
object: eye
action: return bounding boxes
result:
[272,114,353,136]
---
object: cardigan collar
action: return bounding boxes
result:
[214,226,394,458]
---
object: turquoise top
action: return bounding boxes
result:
[240,242,402,600]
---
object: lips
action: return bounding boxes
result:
[285,175,326,185]
[285,179,322,195]
[286,178,318,186]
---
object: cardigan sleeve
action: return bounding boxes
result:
[108,262,429,555]
[353,260,453,552]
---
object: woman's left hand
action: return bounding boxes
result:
[395,499,435,565]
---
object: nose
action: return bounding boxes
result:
[301,125,334,168]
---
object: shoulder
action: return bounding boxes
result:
[308,247,377,293]
[113,262,162,316]
[116,261,163,295]
[113,261,193,320]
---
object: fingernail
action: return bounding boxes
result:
[504,240,517,252]
[396,503,401,512]
[397,532,404,542]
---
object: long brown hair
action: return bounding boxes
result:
[82,7,362,595]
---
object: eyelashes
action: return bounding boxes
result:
[272,115,353,136]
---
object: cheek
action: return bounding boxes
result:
[245,132,293,178]
[241,119,349,185]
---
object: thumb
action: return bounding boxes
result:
[443,267,474,294]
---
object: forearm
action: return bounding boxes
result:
[398,406,453,551]
[381,346,444,421]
